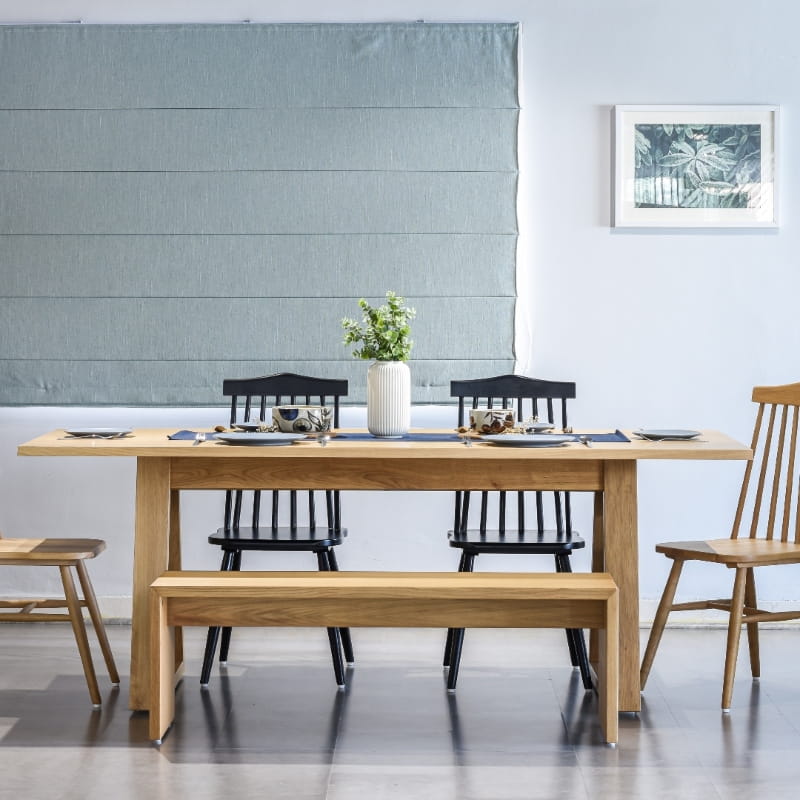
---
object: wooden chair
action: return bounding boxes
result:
[640,382,800,710]
[0,532,119,706]
[443,374,592,691]
[200,372,353,688]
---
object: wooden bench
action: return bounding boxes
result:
[149,570,619,744]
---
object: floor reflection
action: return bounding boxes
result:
[2,626,800,799]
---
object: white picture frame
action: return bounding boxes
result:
[613,105,779,228]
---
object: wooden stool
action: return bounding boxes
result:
[0,536,119,706]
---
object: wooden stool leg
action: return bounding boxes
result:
[640,559,683,690]
[60,565,102,706]
[75,560,119,684]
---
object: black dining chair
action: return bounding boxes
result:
[443,374,592,691]
[200,372,353,688]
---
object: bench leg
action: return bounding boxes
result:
[598,594,619,745]
[149,592,175,743]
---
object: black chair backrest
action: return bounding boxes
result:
[222,373,348,533]
[451,374,576,536]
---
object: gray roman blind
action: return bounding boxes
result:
[0,22,518,405]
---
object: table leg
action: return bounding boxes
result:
[168,489,184,673]
[130,457,172,710]
[603,460,640,712]
[589,491,605,664]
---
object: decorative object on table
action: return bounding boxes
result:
[341,291,416,438]
[272,404,332,433]
[640,381,800,711]
[469,407,515,434]
[0,531,119,706]
[614,105,779,228]
[201,372,353,689]
[443,374,592,692]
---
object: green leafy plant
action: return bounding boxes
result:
[341,291,416,362]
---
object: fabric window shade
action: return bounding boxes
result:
[0,22,518,405]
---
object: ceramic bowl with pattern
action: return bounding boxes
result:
[272,405,333,433]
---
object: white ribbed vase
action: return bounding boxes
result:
[367,360,411,438]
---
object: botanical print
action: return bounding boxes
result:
[633,122,762,209]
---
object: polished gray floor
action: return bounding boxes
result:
[1,623,799,799]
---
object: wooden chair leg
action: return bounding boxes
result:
[75,560,119,684]
[60,565,102,706]
[744,567,760,679]
[640,558,684,690]
[722,566,748,711]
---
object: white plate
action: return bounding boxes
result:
[634,429,701,441]
[64,427,132,438]
[232,421,268,432]
[214,432,305,446]
[480,434,573,448]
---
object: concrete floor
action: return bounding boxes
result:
[1,623,799,799]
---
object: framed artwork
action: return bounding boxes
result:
[613,105,779,228]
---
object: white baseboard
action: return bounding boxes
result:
[638,597,800,627]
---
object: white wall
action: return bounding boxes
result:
[2,0,798,621]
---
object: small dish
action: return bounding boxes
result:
[232,421,268,432]
[64,427,132,439]
[633,429,702,441]
[525,422,555,432]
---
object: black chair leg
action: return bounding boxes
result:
[446,628,466,692]
[200,626,220,687]
[445,550,475,689]
[555,553,593,690]
[317,550,347,687]
[444,551,472,667]
[326,627,346,688]
[326,548,354,664]
[201,548,237,685]
[219,549,242,663]
[443,628,454,668]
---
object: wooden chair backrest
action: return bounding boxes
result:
[732,382,800,543]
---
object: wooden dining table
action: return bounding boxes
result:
[18,427,751,714]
